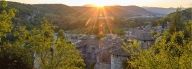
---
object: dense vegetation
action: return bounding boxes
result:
[0,1,161,36]
[123,8,192,69]
[0,0,85,69]
[1,0,190,69]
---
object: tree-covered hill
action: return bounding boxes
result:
[0,1,85,69]
[158,8,192,27]
[0,1,162,33]
[72,6,156,17]
[144,7,177,15]
[123,8,192,69]
[34,4,76,15]
[0,1,41,27]
[169,8,192,21]
[0,1,78,30]
[107,6,155,17]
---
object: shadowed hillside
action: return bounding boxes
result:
[0,1,165,32]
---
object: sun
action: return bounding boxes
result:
[95,3,104,8]
[89,2,105,8]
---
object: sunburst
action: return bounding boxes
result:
[95,3,104,8]
[84,5,114,37]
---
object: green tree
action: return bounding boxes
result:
[169,8,184,33]
[29,19,85,69]
[0,1,85,68]
[127,31,192,69]
[0,1,33,69]
[50,30,85,69]
[124,8,192,69]
[0,0,15,40]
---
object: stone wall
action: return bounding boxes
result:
[111,55,127,69]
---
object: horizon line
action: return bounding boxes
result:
[4,1,190,8]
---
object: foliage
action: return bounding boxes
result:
[0,1,33,69]
[0,0,15,38]
[124,8,192,69]
[127,30,192,69]
[49,30,85,69]
[0,44,33,69]
[28,20,85,69]
[0,1,85,69]
[1,1,162,34]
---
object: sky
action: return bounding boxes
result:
[6,0,192,8]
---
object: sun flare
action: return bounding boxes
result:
[84,2,114,36]
[90,2,105,8]
[95,3,104,8]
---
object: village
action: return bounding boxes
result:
[64,22,168,69]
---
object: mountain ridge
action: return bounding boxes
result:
[0,1,177,31]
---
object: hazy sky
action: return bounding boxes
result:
[6,0,192,8]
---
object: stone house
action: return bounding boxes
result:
[65,34,126,69]
[75,35,99,69]
[95,34,122,69]
[125,27,154,49]
[111,48,129,69]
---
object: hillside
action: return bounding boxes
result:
[0,1,163,31]
[33,4,81,30]
[165,8,192,21]
[144,7,177,15]
[170,8,192,20]
[157,8,192,28]
[34,4,75,15]
[73,6,156,18]
[0,1,41,27]
[0,1,78,30]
